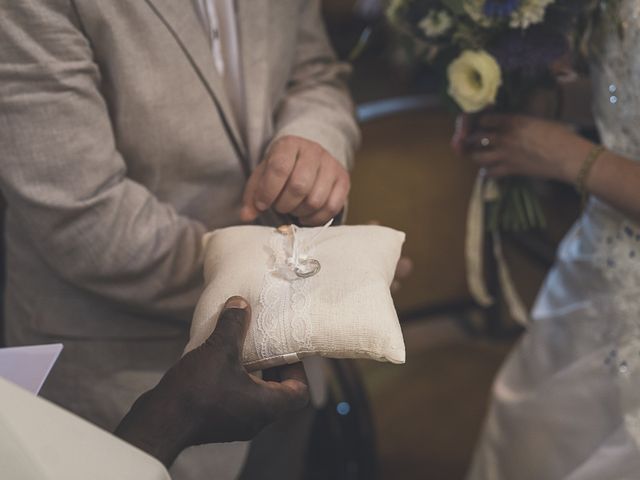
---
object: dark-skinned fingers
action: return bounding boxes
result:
[300,175,350,226]
[254,140,299,212]
[259,363,308,385]
[291,158,336,218]
[273,147,321,214]
[203,296,251,362]
[261,366,282,383]
[256,375,310,418]
[275,363,308,386]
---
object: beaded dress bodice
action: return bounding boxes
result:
[580,0,640,301]
[591,1,640,161]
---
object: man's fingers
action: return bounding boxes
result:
[276,363,308,385]
[291,158,335,218]
[300,174,350,226]
[256,366,310,416]
[241,163,265,222]
[273,148,320,214]
[260,363,307,384]
[254,141,298,212]
[204,296,251,361]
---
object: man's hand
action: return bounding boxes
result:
[240,136,350,226]
[115,296,309,466]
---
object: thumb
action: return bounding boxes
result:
[204,296,251,361]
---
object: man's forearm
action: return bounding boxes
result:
[115,389,196,467]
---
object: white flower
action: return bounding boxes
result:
[463,0,495,26]
[418,10,453,38]
[447,50,502,113]
[463,0,555,29]
[509,0,555,28]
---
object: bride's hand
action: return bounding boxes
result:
[455,114,594,183]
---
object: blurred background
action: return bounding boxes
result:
[299,1,584,479]
[0,2,585,479]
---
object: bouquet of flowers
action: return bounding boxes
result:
[386,0,598,232]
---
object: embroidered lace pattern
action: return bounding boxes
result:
[254,229,314,359]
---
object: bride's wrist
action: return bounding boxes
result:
[557,139,596,185]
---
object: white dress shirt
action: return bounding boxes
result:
[194,0,246,137]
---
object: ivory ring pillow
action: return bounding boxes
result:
[185,224,407,370]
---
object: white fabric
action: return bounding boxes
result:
[468,2,640,478]
[0,378,170,480]
[465,173,529,325]
[194,0,246,134]
[186,225,406,369]
[465,174,495,308]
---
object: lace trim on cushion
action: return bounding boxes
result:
[254,229,314,360]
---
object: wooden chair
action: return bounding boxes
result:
[349,95,583,335]
[349,95,479,325]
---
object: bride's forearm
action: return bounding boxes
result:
[586,151,640,223]
[552,136,640,223]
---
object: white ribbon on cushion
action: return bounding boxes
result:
[465,172,530,326]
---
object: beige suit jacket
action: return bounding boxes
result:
[0,0,359,477]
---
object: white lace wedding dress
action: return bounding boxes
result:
[467,3,640,479]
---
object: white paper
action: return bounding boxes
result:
[0,344,63,394]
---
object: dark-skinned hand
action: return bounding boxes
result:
[115,296,309,466]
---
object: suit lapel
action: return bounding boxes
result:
[144,0,249,173]
[237,0,270,168]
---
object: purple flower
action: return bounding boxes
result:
[483,0,521,18]
[489,26,569,75]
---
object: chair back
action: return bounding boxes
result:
[349,96,477,317]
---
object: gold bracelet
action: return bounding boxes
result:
[576,145,605,207]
